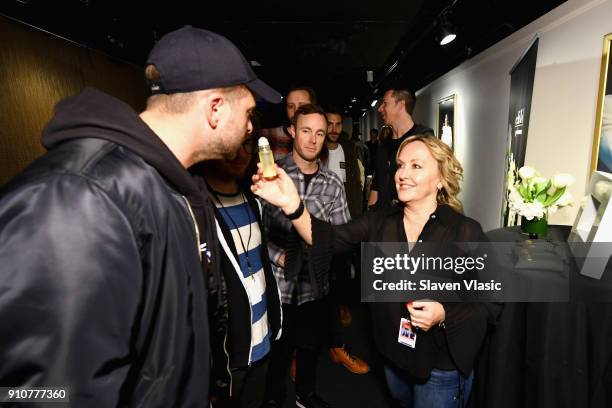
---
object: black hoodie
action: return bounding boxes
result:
[43,89,201,199]
[0,88,217,407]
[42,88,221,286]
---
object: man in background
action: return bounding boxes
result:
[365,128,379,177]
[263,104,349,408]
[260,85,317,160]
[325,108,363,219]
[368,86,434,208]
[324,108,370,376]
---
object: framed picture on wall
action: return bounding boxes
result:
[591,33,612,174]
[437,94,456,150]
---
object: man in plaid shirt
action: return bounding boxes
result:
[263,104,349,408]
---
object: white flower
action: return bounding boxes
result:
[506,168,515,191]
[508,187,524,207]
[533,176,548,185]
[510,165,574,214]
[507,161,516,188]
[533,177,549,195]
[552,173,575,188]
[508,186,546,219]
[518,166,536,180]
[520,201,546,220]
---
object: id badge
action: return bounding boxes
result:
[398,318,417,348]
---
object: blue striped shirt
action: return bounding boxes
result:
[213,192,270,362]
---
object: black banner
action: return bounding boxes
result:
[502,38,539,226]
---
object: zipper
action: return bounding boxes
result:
[182,196,201,261]
[223,334,233,397]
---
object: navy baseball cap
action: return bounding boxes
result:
[146,26,281,103]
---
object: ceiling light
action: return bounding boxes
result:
[366,70,374,83]
[438,15,457,46]
[371,99,378,107]
[440,30,456,46]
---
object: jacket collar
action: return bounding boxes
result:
[388,203,459,227]
[431,204,458,227]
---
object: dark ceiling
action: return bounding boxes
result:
[1,0,566,124]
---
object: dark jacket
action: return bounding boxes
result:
[0,88,216,407]
[311,204,501,379]
[371,124,434,207]
[339,134,364,219]
[365,140,378,176]
[200,185,282,385]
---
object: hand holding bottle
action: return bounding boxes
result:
[251,163,301,215]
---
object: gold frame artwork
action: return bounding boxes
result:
[590,33,612,174]
[436,94,456,151]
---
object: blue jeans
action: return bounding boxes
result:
[384,365,474,408]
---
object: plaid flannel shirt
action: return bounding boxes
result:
[263,153,351,305]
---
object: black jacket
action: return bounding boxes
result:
[198,183,282,381]
[371,124,434,207]
[339,134,364,219]
[311,204,501,379]
[0,88,217,407]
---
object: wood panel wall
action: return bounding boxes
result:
[0,16,148,185]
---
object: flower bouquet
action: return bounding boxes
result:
[507,165,575,237]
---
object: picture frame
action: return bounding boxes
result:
[436,94,456,151]
[591,33,612,174]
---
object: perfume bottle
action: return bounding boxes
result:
[258,137,277,179]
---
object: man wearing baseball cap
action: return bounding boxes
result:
[0,26,280,407]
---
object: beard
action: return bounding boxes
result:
[295,145,319,162]
[222,149,238,161]
[221,126,248,161]
[327,133,340,143]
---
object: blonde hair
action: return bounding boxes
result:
[396,135,463,212]
[144,65,249,113]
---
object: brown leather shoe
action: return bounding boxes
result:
[338,304,352,327]
[329,347,370,374]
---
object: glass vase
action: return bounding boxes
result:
[521,216,548,239]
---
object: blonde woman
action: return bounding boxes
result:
[252,135,500,408]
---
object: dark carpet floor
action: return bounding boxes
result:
[281,302,396,408]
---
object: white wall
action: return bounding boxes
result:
[413,0,612,231]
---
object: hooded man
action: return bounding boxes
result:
[0,26,281,407]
